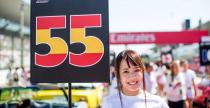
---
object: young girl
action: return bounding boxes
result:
[166,60,186,108]
[102,50,169,108]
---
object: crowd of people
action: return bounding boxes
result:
[106,49,210,108]
[6,66,31,87]
[1,49,210,108]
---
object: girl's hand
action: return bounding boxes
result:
[173,82,181,89]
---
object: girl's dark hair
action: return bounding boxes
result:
[115,50,147,108]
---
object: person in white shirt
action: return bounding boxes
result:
[155,61,167,96]
[166,60,186,108]
[180,60,197,108]
[102,50,169,108]
[144,63,158,94]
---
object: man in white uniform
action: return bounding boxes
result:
[144,63,158,94]
[180,60,197,108]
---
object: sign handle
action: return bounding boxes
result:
[68,83,72,108]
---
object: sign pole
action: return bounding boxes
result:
[20,0,24,67]
[68,83,72,108]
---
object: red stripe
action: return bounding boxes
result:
[35,54,66,67]
[71,15,101,28]
[110,30,209,44]
[70,53,103,67]
[37,16,65,29]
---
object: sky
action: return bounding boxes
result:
[109,0,210,32]
[23,0,210,55]
[108,0,210,54]
[23,0,210,32]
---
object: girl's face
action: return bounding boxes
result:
[119,59,143,95]
[171,62,179,75]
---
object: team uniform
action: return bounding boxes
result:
[166,72,186,108]
[144,72,158,94]
[183,69,196,99]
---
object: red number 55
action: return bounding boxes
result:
[35,14,104,67]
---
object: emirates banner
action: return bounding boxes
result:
[110,30,208,44]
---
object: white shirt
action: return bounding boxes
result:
[144,72,158,94]
[102,92,169,108]
[155,66,167,85]
[183,69,196,88]
[183,69,196,98]
[166,72,186,102]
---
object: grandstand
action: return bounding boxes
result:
[0,0,30,69]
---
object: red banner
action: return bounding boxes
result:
[110,30,208,44]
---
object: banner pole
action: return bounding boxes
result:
[68,83,72,108]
